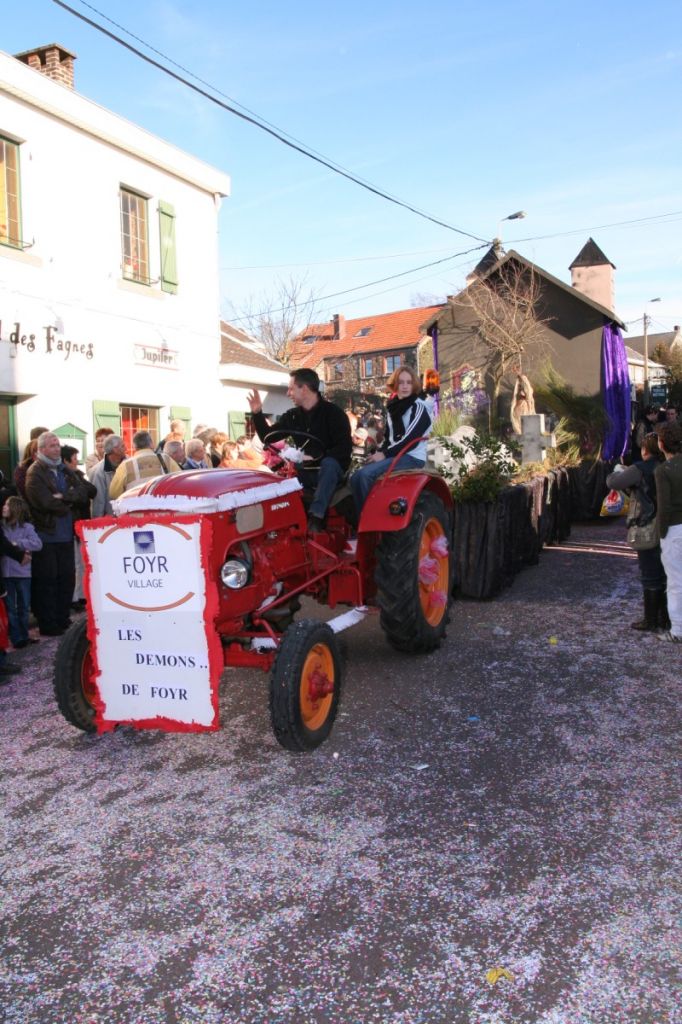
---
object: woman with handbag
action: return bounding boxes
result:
[606,433,669,632]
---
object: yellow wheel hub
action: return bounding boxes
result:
[419,518,449,626]
[299,643,335,732]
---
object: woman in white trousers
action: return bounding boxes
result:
[655,421,682,643]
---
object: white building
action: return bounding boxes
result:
[219,320,290,438]
[624,346,666,390]
[0,43,231,475]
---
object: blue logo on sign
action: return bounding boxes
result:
[133,531,155,554]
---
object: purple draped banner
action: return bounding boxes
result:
[601,322,630,460]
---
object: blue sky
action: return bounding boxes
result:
[3,0,681,337]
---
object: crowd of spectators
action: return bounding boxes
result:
[0,421,269,679]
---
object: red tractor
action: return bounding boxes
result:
[54,438,453,751]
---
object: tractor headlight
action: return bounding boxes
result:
[220,558,250,589]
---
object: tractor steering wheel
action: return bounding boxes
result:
[263,429,325,464]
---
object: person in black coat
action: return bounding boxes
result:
[606,431,668,632]
[247,369,352,532]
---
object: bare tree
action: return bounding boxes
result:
[410,290,445,308]
[229,275,321,365]
[652,340,682,405]
[451,262,550,425]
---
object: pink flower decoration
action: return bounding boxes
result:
[418,556,440,585]
[429,590,448,607]
[430,535,449,559]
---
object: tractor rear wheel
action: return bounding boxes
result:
[375,489,453,653]
[53,618,97,732]
[269,620,341,752]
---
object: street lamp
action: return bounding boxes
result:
[643,297,661,404]
[494,210,527,248]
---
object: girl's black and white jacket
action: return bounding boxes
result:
[382,395,433,462]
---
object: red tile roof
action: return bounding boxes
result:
[290,305,445,369]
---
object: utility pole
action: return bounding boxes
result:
[643,297,661,405]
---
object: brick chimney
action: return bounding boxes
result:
[14,44,77,89]
[332,314,346,340]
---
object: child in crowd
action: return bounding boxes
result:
[1,496,43,649]
[236,435,265,468]
[220,441,255,470]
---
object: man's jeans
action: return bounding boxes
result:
[297,457,345,520]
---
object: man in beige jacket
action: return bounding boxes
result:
[109,430,180,500]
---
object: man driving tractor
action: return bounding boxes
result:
[247,369,352,533]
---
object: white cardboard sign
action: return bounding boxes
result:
[80,516,220,732]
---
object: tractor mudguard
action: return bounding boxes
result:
[357,471,453,534]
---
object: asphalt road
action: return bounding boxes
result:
[1,519,680,1024]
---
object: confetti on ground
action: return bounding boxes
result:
[0,521,679,1024]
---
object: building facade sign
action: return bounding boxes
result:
[133,342,179,371]
[0,319,94,360]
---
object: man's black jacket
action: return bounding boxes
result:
[253,398,352,472]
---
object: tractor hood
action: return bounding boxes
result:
[111,469,302,516]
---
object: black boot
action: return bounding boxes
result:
[658,591,672,631]
[630,589,659,631]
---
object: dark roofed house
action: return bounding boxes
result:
[420,240,627,424]
[289,304,445,399]
[625,325,682,361]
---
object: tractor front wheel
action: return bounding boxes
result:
[269,620,341,752]
[375,489,453,653]
[53,618,98,732]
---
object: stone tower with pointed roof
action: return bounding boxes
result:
[569,238,615,313]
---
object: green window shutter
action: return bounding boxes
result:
[169,406,191,436]
[92,400,121,434]
[228,411,246,440]
[158,200,178,294]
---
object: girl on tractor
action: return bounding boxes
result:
[351,365,434,514]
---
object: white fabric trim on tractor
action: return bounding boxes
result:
[112,477,303,516]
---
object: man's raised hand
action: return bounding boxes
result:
[247,389,263,414]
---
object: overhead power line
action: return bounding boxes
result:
[52,0,489,243]
[222,245,460,271]
[225,208,682,271]
[509,210,682,245]
[228,244,487,324]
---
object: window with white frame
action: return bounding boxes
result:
[0,136,21,248]
[120,188,150,283]
[385,354,402,374]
